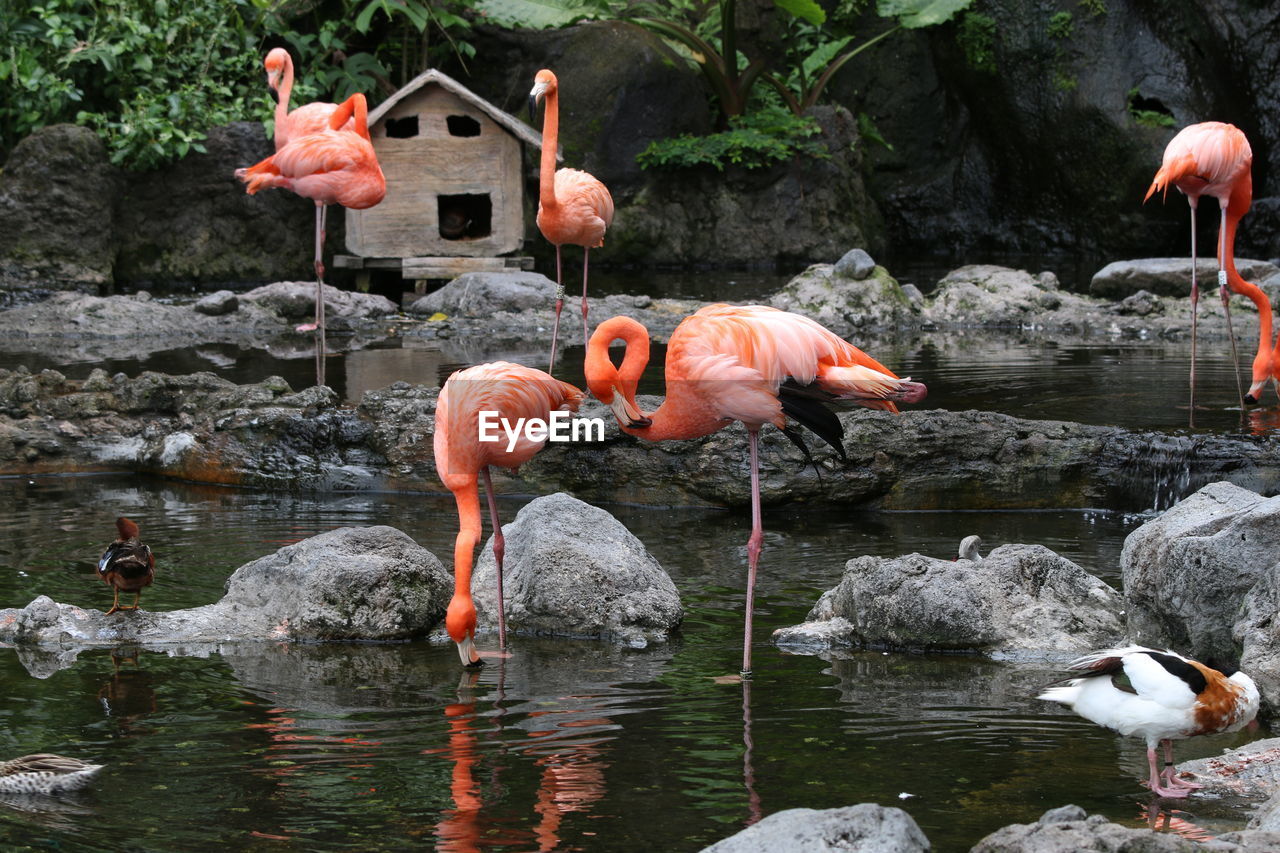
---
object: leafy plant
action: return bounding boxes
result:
[1126,87,1175,128]
[1046,10,1074,39]
[636,105,828,171]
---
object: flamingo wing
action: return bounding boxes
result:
[545,169,614,247]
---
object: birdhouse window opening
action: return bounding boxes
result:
[438,194,492,240]
[385,115,420,138]
[446,115,481,137]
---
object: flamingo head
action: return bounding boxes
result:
[264,48,290,92]
[1245,349,1274,405]
[528,69,557,121]
[446,594,483,668]
[585,317,651,429]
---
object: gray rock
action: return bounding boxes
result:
[1238,565,1280,712]
[1177,737,1280,800]
[240,281,397,321]
[0,125,118,297]
[1121,481,1280,662]
[472,493,682,647]
[1114,289,1164,317]
[925,265,1075,327]
[1091,258,1280,299]
[768,262,920,335]
[0,526,451,646]
[772,543,1124,656]
[409,271,555,317]
[193,290,239,316]
[834,247,877,280]
[971,806,1204,851]
[1248,787,1280,831]
[698,804,929,853]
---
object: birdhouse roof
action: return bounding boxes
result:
[368,68,560,159]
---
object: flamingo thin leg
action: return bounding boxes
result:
[548,245,565,373]
[742,429,763,679]
[1218,204,1245,412]
[1189,203,1198,427]
[580,247,591,348]
[481,467,507,649]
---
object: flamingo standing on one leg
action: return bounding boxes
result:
[433,361,584,666]
[529,69,614,373]
[1146,121,1253,419]
[1038,647,1259,798]
[236,93,386,387]
[585,304,926,677]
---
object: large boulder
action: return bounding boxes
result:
[408,271,555,317]
[0,125,118,298]
[772,544,1124,656]
[767,261,921,335]
[240,281,398,323]
[1091,258,1280,299]
[0,526,452,645]
[113,121,315,286]
[1236,563,1280,711]
[1121,481,1280,661]
[698,804,929,853]
[472,493,682,647]
[926,265,1076,326]
[971,805,1206,852]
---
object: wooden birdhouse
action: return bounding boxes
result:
[335,68,552,293]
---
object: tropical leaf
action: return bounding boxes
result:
[473,0,604,29]
[801,34,852,79]
[774,0,826,26]
[877,0,974,29]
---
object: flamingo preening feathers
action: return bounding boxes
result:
[434,362,584,667]
[97,516,155,616]
[585,304,925,677]
[237,88,386,387]
[1039,647,1258,798]
[1145,121,1277,413]
[529,69,615,373]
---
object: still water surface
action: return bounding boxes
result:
[0,476,1267,850]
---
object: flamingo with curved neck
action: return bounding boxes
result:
[263,47,353,149]
[585,304,926,677]
[529,69,615,373]
[1218,178,1277,404]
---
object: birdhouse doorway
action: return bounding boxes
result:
[438,193,492,241]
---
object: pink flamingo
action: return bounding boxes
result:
[1146,121,1261,416]
[1217,179,1277,405]
[529,69,614,373]
[236,93,386,386]
[263,47,353,150]
[585,304,926,677]
[434,361,584,666]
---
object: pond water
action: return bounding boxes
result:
[1,262,1276,849]
[0,477,1269,850]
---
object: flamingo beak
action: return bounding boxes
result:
[267,69,282,93]
[528,81,548,122]
[609,390,650,429]
[886,379,928,404]
[456,635,483,668]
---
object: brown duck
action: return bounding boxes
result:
[97,517,155,615]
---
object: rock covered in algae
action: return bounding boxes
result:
[772,543,1123,657]
[471,493,682,647]
[698,803,928,853]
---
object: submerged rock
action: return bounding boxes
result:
[1121,481,1280,663]
[471,493,682,647]
[772,543,1124,656]
[971,805,1204,851]
[698,803,929,853]
[0,526,451,646]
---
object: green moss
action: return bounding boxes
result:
[957,12,998,73]
[1047,11,1074,39]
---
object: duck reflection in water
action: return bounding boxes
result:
[1140,801,1216,842]
[97,648,158,735]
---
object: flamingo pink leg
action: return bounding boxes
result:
[548,245,566,373]
[580,247,591,349]
[481,466,507,650]
[1217,204,1246,411]
[742,428,763,679]
[1189,200,1199,426]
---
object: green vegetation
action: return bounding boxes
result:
[956,11,997,73]
[636,105,828,170]
[1046,10,1074,39]
[1126,87,1175,128]
[1,0,477,170]
[1078,0,1106,16]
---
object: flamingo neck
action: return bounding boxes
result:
[274,57,294,149]
[1220,193,1274,360]
[330,94,370,140]
[539,88,559,212]
[446,481,481,643]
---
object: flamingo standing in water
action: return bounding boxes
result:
[1146,121,1261,417]
[1039,647,1258,798]
[236,92,386,386]
[1217,178,1277,406]
[434,362,583,666]
[585,304,926,677]
[529,69,614,373]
